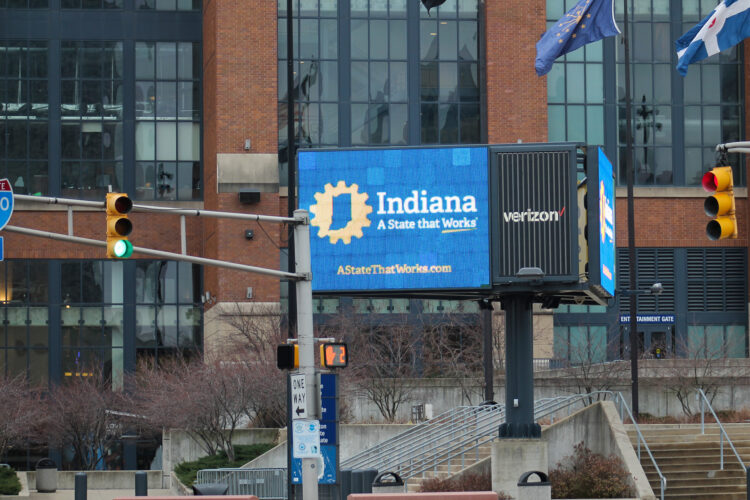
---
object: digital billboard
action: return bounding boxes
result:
[298,147,490,292]
[595,146,616,296]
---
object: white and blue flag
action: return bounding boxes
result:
[676,0,750,76]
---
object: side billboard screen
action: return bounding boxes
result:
[298,147,491,292]
[593,146,616,296]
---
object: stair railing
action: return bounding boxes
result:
[696,388,746,473]
[612,392,666,500]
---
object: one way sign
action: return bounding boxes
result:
[291,374,307,419]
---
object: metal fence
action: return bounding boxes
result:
[196,468,287,500]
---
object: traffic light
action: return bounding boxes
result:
[277,344,299,370]
[320,343,348,368]
[702,166,737,240]
[106,193,134,258]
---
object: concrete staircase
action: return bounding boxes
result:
[404,442,494,492]
[627,423,750,500]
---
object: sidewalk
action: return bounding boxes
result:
[20,489,173,500]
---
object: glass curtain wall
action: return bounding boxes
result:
[0,41,48,195]
[546,0,744,186]
[1,4,202,200]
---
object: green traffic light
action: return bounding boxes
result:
[113,239,133,258]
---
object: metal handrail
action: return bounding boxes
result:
[613,392,666,500]
[342,403,503,471]
[697,388,746,472]
[343,392,640,486]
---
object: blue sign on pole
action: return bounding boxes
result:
[0,236,4,262]
[299,147,490,292]
[0,178,14,232]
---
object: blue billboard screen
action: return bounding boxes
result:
[597,147,616,296]
[298,147,491,292]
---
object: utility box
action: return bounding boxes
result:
[517,471,551,500]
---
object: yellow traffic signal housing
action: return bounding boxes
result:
[277,344,299,370]
[106,193,134,258]
[320,343,348,368]
[702,166,737,240]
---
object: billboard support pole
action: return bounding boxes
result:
[498,295,541,438]
[480,299,494,402]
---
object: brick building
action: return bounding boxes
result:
[0,0,748,468]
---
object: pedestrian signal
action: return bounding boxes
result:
[277,344,299,370]
[320,343,348,368]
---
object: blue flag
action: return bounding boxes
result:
[535,0,620,76]
[675,0,750,76]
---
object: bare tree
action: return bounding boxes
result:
[213,303,287,428]
[131,356,259,462]
[551,324,628,403]
[325,308,420,422]
[0,375,46,462]
[659,333,750,417]
[41,371,128,470]
[420,312,484,405]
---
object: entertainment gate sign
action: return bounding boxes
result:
[298,147,490,292]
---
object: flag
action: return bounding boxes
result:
[675,0,750,76]
[420,0,446,15]
[535,0,620,77]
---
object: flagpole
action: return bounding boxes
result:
[623,0,640,420]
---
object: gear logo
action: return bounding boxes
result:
[310,181,373,244]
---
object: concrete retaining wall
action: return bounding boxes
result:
[543,401,654,500]
[24,470,163,490]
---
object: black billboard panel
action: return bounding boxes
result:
[490,143,579,285]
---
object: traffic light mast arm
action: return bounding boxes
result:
[2,224,307,281]
[13,194,299,224]
[717,142,750,154]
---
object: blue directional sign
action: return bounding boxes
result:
[319,421,336,446]
[0,179,14,231]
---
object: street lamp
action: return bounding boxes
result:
[619,282,663,419]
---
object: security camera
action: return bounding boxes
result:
[650,283,663,295]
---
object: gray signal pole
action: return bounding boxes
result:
[292,209,319,500]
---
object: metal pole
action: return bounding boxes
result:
[74,472,87,500]
[498,296,540,438]
[623,0,640,420]
[286,0,298,340]
[480,299,494,402]
[2,225,304,281]
[134,471,147,496]
[293,209,317,500]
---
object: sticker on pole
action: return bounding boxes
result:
[0,179,13,231]
[292,419,321,458]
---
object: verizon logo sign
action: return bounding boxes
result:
[502,207,566,223]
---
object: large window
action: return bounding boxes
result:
[0,261,49,385]
[278,0,482,184]
[419,1,480,144]
[351,1,408,145]
[135,42,201,201]
[61,261,125,388]
[135,260,202,364]
[0,41,48,195]
[546,0,744,186]
[1,6,202,200]
[61,41,124,199]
